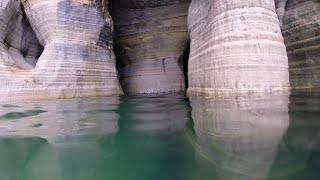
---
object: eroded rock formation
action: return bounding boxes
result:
[1,0,320,98]
[111,0,190,94]
[187,0,290,95]
[0,0,122,100]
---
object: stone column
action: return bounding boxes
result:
[188,0,290,95]
[21,0,123,98]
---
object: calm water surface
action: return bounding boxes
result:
[0,93,319,180]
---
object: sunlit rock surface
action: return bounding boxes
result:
[2,0,43,70]
[187,0,290,95]
[189,94,290,179]
[2,0,320,98]
[111,0,190,94]
[0,0,122,100]
[282,0,320,91]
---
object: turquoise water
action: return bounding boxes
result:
[0,93,319,180]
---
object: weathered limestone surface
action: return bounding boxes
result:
[2,0,320,98]
[0,0,122,100]
[2,0,43,70]
[111,0,190,94]
[0,0,33,92]
[282,0,320,91]
[187,0,290,95]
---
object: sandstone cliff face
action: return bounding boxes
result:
[282,0,320,91]
[187,0,290,95]
[0,0,122,100]
[111,0,190,94]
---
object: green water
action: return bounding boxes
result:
[0,93,319,180]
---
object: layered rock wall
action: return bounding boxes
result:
[0,0,122,100]
[1,0,320,98]
[187,0,290,95]
[282,0,320,91]
[0,0,37,96]
[111,0,190,94]
[2,1,43,70]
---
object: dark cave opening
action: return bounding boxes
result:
[181,41,190,91]
[109,0,191,94]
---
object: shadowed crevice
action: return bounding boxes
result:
[178,41,190,91]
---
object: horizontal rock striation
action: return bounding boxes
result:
[187,0,290,95]
[111,0,190,94]
[282,0,320,91]
[2,0,320,98]
[0,0,122,100]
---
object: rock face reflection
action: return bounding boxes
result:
[110,95,192,180]
[189,94,290,180]
[119,95,189,133]
[0,95,192,180]
[0,97,120,143]
[267,93,320,179]
[0,96,121,180]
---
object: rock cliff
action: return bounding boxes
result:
[0,0,122,100]
[1,0,320,99]
[282,0,320,91]
[111,0,190,94]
